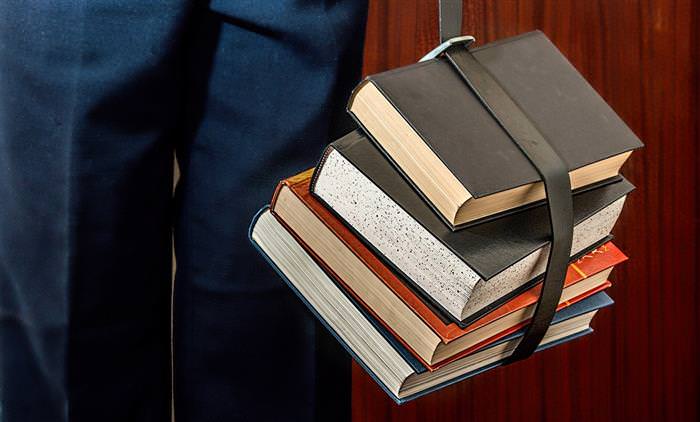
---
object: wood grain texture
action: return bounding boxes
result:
[354,1,699,421]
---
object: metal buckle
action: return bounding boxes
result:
[419,35,476,62]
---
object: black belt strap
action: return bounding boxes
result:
[435,0,574,362]
[439,0,462,42]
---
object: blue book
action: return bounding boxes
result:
[250,207,613,404]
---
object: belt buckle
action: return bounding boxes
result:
[419,35,476,62]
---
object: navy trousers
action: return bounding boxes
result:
[0,1,367,421]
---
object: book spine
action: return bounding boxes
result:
[572,242,627,275]
[309,145,334,193]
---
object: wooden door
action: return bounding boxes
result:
[354,1,699,420]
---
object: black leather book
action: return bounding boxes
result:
[348,30,642,229]
[311,131,633,324]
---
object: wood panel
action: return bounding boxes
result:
[354,1,699,420]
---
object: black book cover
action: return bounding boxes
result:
[354,30,642,199]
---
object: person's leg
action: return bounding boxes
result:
[0,1,190,420]
[173,1,368,421]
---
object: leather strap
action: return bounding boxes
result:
[434,3,574,361]
[439,0,463,42]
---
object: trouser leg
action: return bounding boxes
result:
[173,2,368,421]
[0,1,191,420]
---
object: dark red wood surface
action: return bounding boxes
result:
[353,1,699,421]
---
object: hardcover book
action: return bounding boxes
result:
[311,131,633,323]
[348,30,642,228]
[272,168,625,367]
[249,208,613,403]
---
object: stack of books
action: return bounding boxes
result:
[250,31,642,403]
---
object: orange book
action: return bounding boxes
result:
[271,169,627,368]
